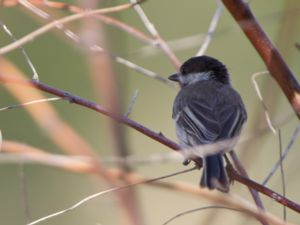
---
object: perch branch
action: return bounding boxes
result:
[1,74,300,213]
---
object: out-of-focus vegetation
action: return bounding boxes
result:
[0,1,300,225]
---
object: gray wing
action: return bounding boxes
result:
[175,99,246,147]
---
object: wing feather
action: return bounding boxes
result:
[175,99,245,148]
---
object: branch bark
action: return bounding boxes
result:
[1,74,300,213]
[222,0,300,118]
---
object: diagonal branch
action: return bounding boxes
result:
[1,74,300,213]
[222,0,300,118]
[0,2,137,54]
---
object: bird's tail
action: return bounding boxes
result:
[200,154,229,192]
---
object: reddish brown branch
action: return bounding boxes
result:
[222,0,300,118]
[230,169,300,213]
[0,75,179,151]
[32,80,180,149]
[1,75,300,213]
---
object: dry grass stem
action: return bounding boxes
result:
[196,1,223,56]
[263,123,300,185]
[0,22,39,80]
[0,2,135,54]
[252,71,277,134]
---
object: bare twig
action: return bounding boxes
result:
[3,0,180,73]
[196,1,223,56]
[0,72,179,151]
[19,0,170,85]
[262,123,300,185]
[162,206,240,225]
[136,34,206,57]
[0,151,181,166]
[0,97,62,111]
[230,168,300,213]
[1,0,177,82]
[252,71,277,134]
[1,140,94,172]
[19,164,32,222]
[113,56,170,84]
[0,21,39,80]
[277,130,286,221]
[0,130,2,152]
[229,151,267,225]
[2,0,155,45]
[130,0,181,68]
[0,2,135,54]
[27,167,197,225]
[124,89,139,117]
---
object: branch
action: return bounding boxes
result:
[221,0,300,118]
[0,74,179,150]
[2,0,155,45]
[0,2,135,54]
[1,74,300,213]
[130,0,181,69]
[0,142,295,225]
[196,1,223,56]
[230,169,300,213]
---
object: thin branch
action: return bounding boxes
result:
[19,0,170,85]
[27,167,197,225]
[1,140,94,172]
[112,54,169,84]
[0,130,2,152]
[162,205,240,225]
[277,130,286,221]
[19,164,32,222]
[136,33,206,57]
[124,89,139,117]
[0,2,136,54]
[2,137,300,215]
[2,0,154,45]
[251,71,277,134]
[230,168,300,213]
[222,0,300,118]
[229,151,267,225]
[0,21,39,80]
[196,1,223,56]
[2,0,181,73]
[0,97,62,111]
[130,0,181,68]
[262,123,300,185]
[0,151,181,166]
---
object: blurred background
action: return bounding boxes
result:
[1,0,300,224]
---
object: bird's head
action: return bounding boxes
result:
[168,56,230,87]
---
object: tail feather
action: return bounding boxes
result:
[200,155,229,192]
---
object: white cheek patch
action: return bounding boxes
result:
[179,71,212,86]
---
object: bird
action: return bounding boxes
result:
[169,55,247,192]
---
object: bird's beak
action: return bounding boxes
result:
[168,73,179,82]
